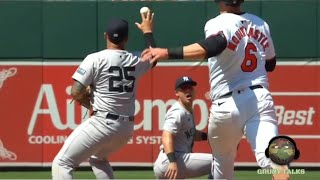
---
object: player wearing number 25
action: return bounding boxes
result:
[141,0,288,179]
[52,15,156,179]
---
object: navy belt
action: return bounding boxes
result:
[92,111,134,122]
[219,85,263,99]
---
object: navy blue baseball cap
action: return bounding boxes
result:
[105,18,129,44]
[175,76,197,90]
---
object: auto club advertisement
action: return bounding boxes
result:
[0,61,319,167]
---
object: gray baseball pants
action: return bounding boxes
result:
[153,150,212,179]
[52,111,134,179]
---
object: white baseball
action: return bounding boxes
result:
[140,7,150,15]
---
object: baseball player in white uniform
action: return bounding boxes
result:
[52,11,156,179]
[141,0,289,179]
[153,76,212,179]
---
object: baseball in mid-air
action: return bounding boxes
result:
[140,7,150,15]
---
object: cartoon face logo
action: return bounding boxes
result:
[265,136,300,165]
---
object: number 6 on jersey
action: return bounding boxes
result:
[241,43,258,72]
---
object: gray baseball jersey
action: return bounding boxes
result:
[52,49,152,179]
[72,49,151,116]
[154,102,212,179]
[161,102,195,153]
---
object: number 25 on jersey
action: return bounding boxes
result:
[109,66,136,92]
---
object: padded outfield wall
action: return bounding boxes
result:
[0,0,319,167]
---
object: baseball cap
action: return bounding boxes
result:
[105,18,129,44]
[175,76,197,90]
[215,0,244,6]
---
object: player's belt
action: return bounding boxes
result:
[219,85,263,99]
[92,111,134,122]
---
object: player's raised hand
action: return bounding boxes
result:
[135,8,154,34]
[164,162,178,180]
[141,48,168,63]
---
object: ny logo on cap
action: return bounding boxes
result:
[183,76,189,81]
[113,34,119,37]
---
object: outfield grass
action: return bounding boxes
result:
[0,170,319,179]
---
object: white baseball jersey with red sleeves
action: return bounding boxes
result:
[72,49,151,116]
[204,13,276,101]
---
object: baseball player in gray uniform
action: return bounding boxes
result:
[141,0,289,179]
[52,11,156,179]
[153,76,212,179]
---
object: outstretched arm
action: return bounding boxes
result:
[141,33,227,63]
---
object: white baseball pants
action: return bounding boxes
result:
[208,86,278,180]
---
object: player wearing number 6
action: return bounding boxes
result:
[141,0,289,179]
[52,9,156,179]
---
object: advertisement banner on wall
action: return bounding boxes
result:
[0,61,319,167]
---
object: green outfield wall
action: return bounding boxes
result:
[0,0,319,60]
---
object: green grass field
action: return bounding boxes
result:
[0,170,319,179]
